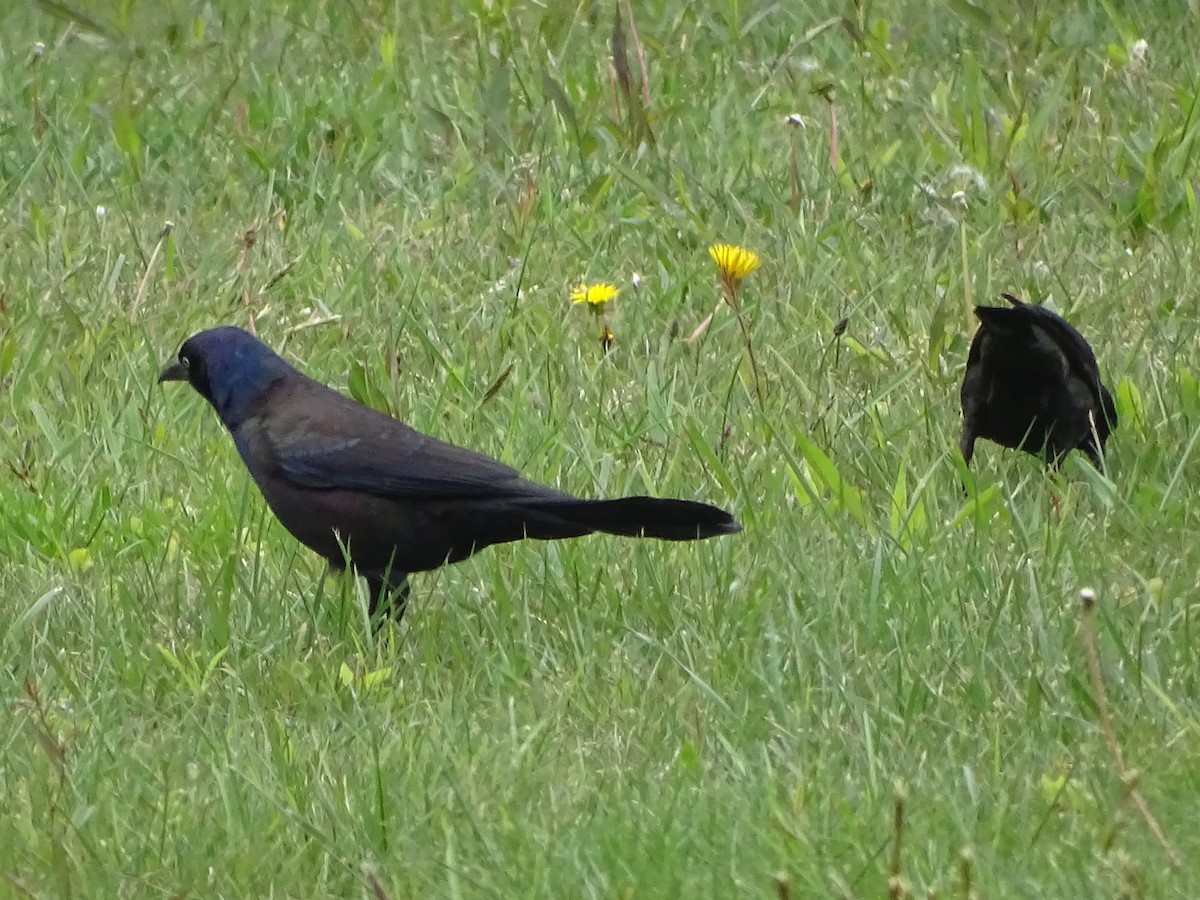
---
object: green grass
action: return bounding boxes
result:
[3,0,1200,895]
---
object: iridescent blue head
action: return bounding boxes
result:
[158,326,293,427]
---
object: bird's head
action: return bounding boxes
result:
[159,326,293,428]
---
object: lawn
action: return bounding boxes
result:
[3,0,1199,896]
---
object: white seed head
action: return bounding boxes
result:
[1130,39,1149,68]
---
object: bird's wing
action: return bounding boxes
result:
[257,376,535,500]
[976,302,1107,387]
[1016,304,1104,382]
[1021,305,1119,429]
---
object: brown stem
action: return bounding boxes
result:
[1079,588,1181,868]
[620,0,651,106]
[129,221,174,321]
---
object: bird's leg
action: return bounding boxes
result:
[1042,450,1066,516]
[1082,446,1104,471]
[365,568,411,624]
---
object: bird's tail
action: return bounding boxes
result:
[973,304,1030,334]
[531,496,741,541]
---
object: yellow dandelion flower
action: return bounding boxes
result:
[570,282,619,306]
[705,243,766,400]
[709,244,761,287]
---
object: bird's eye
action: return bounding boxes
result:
[179,354,191,369]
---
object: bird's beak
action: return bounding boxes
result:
[158,360,188,384]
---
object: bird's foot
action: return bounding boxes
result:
[366,572,411,625]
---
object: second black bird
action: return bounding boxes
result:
[959,293,1118,469]
[159,327,740,619]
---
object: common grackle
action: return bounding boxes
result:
[959,293,1118,469]
[159,327,741,619]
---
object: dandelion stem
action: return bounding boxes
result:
[726,289,764,403]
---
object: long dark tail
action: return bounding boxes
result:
[531,496,741,541]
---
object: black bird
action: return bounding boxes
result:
[959,293,1118,469]
[159,327,741,619]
